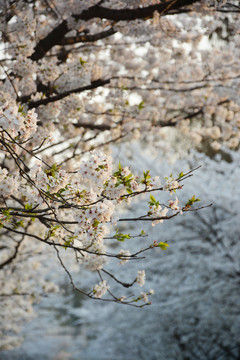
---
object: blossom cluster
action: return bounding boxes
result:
[79,151,113,190]
[0,167,17,198]
[0,103,38,141]
[0,102,190,306]
[136,270,146,287]
[93,280,109,298]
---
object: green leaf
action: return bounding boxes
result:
[113,229,130,242]
[141,170,151,185]
[158,242,169,250]
[13,220,24,229]
[178,171,184,179]
[92,219,100,228]
[144,170,151,179]
[150,195,156,203]
[126,188,132,194]
[79,57,86,65]
[44,163,59,178]
[138,100,145,110]
[48,225,60,237]
[25,203,33,210]
[18,105,27,115]
[1,209,11,220]
[149,195,159,207]
[185,195,201,207]
[63,239,73,249]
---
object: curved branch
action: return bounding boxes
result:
[0,235,24,270]
[76,0,196,21]
[102,268,136,288]
[30,0,199,61]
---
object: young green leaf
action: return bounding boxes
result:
[158,242,169,250]
[178,171,184,179]
[185,195,201,207]
[138,100,145,110]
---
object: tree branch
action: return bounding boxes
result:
[0,235,24,270]
[58,27,116,45]
[30,0,199,61]
[26,79,111,108]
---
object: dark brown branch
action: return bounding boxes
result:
[77,0,196,22]
[58,27,116,45]
[0,235,24,270]
[1,225,145,260]
[0,292,34,297]
[26,79,111,108]
[30,0,199,61]
[119,212,179,222]
[102,268,136,288]
[73,122,111,131]
[30,20,68,61]
[54,245,148,307]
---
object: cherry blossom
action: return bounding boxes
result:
[0,0,236,350]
